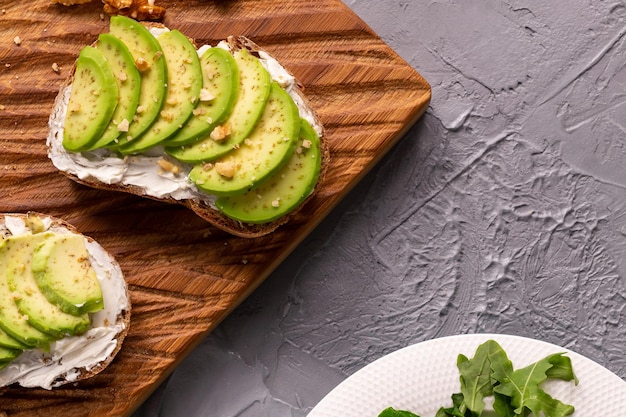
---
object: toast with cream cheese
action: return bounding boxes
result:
[47,20,328,238]
[0,212,130,391]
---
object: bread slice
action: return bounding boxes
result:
[0,212,130,390]
[47,30,329,238]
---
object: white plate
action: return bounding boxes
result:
[307,333,626,417]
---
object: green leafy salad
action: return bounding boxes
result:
[379,339,579,417]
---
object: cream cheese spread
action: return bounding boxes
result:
[0,215,128,390]
[47,84,213,204]
[46,29,322,205]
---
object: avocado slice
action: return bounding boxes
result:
[0,327,27,350]
[7,233,92,339]
[165,48,271,163]
[189,81,300,196]
[87,33,141,150]
[31,234,104,317]
[62,46,119,152]
[163,46,239,147]
[118,29,203,154]
[109,15,167,144]
[0,345,21,364]
[0,240,52,349]
[216,118,322,223]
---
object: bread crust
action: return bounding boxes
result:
[49,34,328,238]
[0,212,130,389]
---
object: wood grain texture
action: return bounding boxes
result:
[0,0,430,415]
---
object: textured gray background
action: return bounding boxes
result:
[135,1,626,415]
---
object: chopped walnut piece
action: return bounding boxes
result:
[204,68,216,80]
[192,107,206,116]
[271,198,281,208]
[51,62,60,73]
[210,124,231,142]
[199,88,215,102]
[215,161,235,178]
[24,285,34,296]
[135,57,150,72]
[116,119,130,132]
[302,139,312,149]
[13,36,21,46]
[160,111,174,122]
[157,158,181,174]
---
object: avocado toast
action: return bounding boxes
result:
[47,16,329,238]
[0,213,130,390]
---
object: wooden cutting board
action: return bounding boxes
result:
[0,0,430,415]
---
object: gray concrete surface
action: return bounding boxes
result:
[134,1,626,415]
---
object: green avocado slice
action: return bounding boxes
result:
[62,46,118,152]
[0,240,52,349]
[87,33,141,150]
[0,327,27,350]
[7,233,92,339]
[0,345,21,363]
[109,15,167,143]
[215,118,322,223]
[31,234,104,317]
[118,29,203,154]
[163,46,239,147]
[165,48,271,163]
[189,81,300,196]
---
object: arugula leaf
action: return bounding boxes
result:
[451,393,471,417]
[436,406,466,417]
[435,393,470,417]
[484,341,517,416]
[492,353,576,417]
[378,407,421,417]
[493,392,527,417]
[545,354,579,385]
[524,389,575,416]
[456,345,492,415]
[457,340,511,416]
